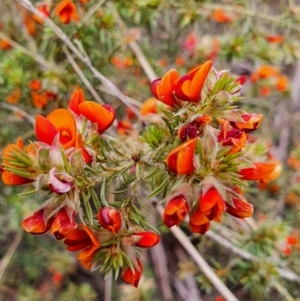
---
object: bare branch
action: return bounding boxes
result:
[62,46,104,104]
[0,103,35,124]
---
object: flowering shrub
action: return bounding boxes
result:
[1,0,300,300]
[1,60,278,286]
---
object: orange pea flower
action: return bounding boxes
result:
[140,97,158,116]
[260,86,271,96]
[218,120,247,154]
[266,35,284,43]
[29,79,42,92]
[31,92,49,109]
[35,108,77,149]
[6,88,21,104]
[2,138,32,186]
[175,56,184,67]
[239,162,275,181]
[23,12,36,36]
[174,61,213,102]
[51,207,77,239]
[33,4,50,24]
[133,232,160,248]
[166,138,197,175]
[64,224,100,269]
[55,0,79,24]
[68,87,85,115]
[151,69,180,106]
[259,159,282,183]
[117,120,132,135]
[213,9,231,23]
[122,258,143,287]
[189,188,225,234]
[255,65,279,80]
[97,207,121,234]
[110,56,133,69]
[68,88,116,134]
[163,195,189,227]
[0,39,12,51]
[22,207,53,234]
[276,75,289,92]
[286,236,298,246]
[230,113,263,133]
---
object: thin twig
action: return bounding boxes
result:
[104,270,112,301]
[0,32,53,69]
[0,232,23,281]
[15,0,143,119]
[62,46,104,104]
[156,205,240,301]
[273,281,295,301]
[82,0,107,24]
[97,85,142,107]
[0,103,35,124]
[108,2,157,82]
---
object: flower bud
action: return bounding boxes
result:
[97,207,121,234]
[225,197,253,218]
[166,138,197,174]
[178,124,199,142]
[122,258,143,287]
[189,188,225,234]
[133,232,160,248]
[163,195,188,227]
[175,61,212,102]
[239,162,275,181]
[22,207,52,234]
[151,69,179,106]
[64,224,100,269]
[51,207,77,239]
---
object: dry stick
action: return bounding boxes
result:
[0,31,52,70]
[148,204,173,301]
[108,2,157,82]
[15,0,143,119]
[82,0,107,24]
[62,46,104,104]
[157,205,240,301]
[0,103,35,124]
[0,232,23,281]
[97,85,142,107]
[104,271,112,301]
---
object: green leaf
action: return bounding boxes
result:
[91,189,101,212]
[100,180,109,206]
[146,176,170,199]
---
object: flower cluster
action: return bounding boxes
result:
[1,61,280,287]
[149,60,279,234]
[1,88,159,287]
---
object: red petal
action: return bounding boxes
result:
[69,88,85,115]
[78,101,116,134]
[189,60,213,102]
[35,115,58,145]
